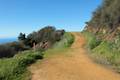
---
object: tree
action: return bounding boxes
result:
[17,26,65,50]
[18,33,26,41]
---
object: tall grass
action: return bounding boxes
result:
[82,31,120,72]
[82,31,101,49]
[53,32,74,49]
[0,50,43,80]
[44,32,74,57]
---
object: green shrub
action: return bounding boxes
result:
[53,33,74,49]
[0,41,31,58]
[92,41,112,63]
[0,45,16,58]
[82,31,101,49]
[44,32,74,57]
[83,31,120,71]
[20,26,65,48]
[0,50,43,80]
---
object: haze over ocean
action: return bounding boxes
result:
[0,38,17,44]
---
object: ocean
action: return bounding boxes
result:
[0,38,17,44]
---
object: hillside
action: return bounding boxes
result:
[83,0,120,72]
[85,0,120,40]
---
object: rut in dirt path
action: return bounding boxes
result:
[29,33,120,80]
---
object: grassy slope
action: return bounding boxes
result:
[44,32,74,58]
[0,32,74,80]
[0,50,43,80]
[82,31,120,72]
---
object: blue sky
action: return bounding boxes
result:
[0,0,102,38]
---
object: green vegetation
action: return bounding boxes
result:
[0,45,16,58]
[0,26,66,80]
[82,31,101,49]
[0,26,65,58]
[0,32,74,80]
[84,0,120,72]
[44,32,74,57]
[83,31,120,72]
[18,26,65,49]
[86,0,120,39]
[53,33,74,49]
[0,50,43,80]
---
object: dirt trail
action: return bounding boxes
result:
[29,33,120,80]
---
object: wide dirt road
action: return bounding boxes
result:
[29,33,120,80]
